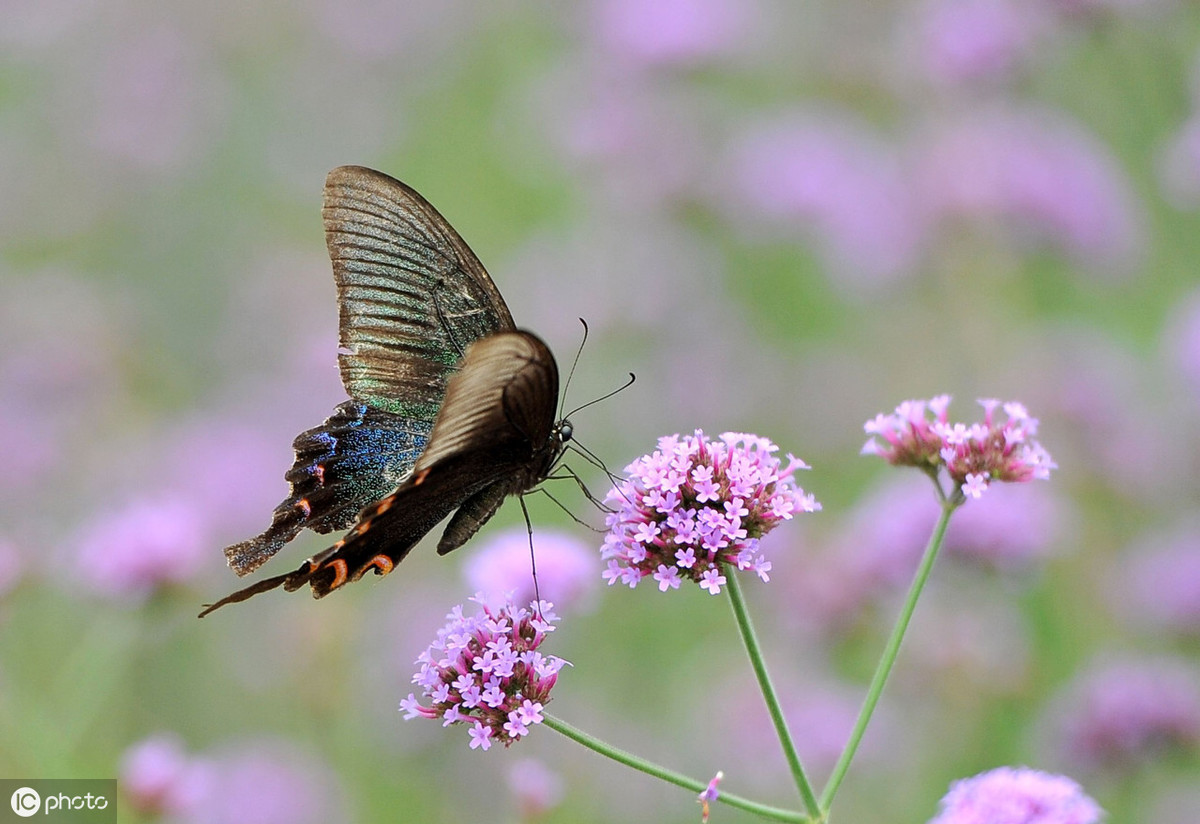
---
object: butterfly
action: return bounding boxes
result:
[200,166,570,616]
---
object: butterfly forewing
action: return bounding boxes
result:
[324,165,515,418]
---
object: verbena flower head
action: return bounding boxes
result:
[601,430,819,595]
[400,594,568,751]
[929,766,1103,824]
[863,396,1056,499]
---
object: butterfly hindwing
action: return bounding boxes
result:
[306,330,562,589]
[201,331,565,614]
[223,402,431,576]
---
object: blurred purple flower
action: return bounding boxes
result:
[464,528,598,612]
[0,400,59,495]
[1018,328,1184,499]
[602,431,819,594]
[528,60,707,209]
[162,416,291,543]
[1050,655,1200,772]
[863,396,1055,499]
[590,0,750,67]
[1158,115,1200,208]
[507,758,564,820]
[904,581,1032,695]
[1050,0,1170,18]
[719,675,893,786]
[74,496,210,601]
[943,481,1067,568]
[308,0,480,62]
[1115,524,1200,637]
[120,734,210,818]
[1163,287,1200,402]
[82,25,228,174]
[122,735,345,824]
[816,480,935,621]
[914,0,1044,85]
[501,216,722,341]
[784,475,1063,636]
[917,106,1144,275]
[0,537,21,600]
[929,766,1103,824]
[185,743,345,824]
[401,594,567,751]
[0,0,99,51]
[0,272,124,495]
[724,112,926,292]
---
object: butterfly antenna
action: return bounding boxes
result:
[558,318,590,421]
[519,495,542,610]
[565,372,636,421]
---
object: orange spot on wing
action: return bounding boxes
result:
[314,464,326,485]
[414,468,431,486]
[295,498,312,517]
[366,554,394,576]
[323,558,348,590]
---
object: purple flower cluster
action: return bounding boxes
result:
[602,431,819,595]
[400,595,568,751]
[120,735,344,824]
[1117,523,1200,637]
[863,396,1055,499]
[464,528,597,612]
[1052,655,1200,772]
[929,766,1103,824]
[73,496,210,601]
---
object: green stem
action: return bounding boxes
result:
[819,500,958,809]
[542,714,809,823]
[723,566,824,821]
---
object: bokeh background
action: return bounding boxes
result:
[2,0,1200,821]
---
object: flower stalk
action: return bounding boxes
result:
[819,497,958,808]
[723,564,824,821]
[542,714,810,823]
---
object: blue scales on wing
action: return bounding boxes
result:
[223,402,432,575]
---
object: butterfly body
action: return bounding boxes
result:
[201,168,569,616]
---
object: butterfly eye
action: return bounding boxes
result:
[559,421,574,443]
